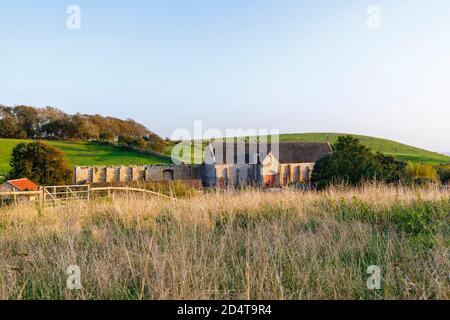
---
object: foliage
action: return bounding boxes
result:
[311,136,408,189]
[373,152,408,183]
[8,142,72,185]
[406,162,438,183]
[0,186,448,299]
[436,163,450,185]
[0,104,166,153]
[144,133,166,153]
[118,133,166,153]
[99,131,115,142]
[0,139,172,174]
[276,133,450,165]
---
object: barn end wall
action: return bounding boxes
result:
[74,165,202,184]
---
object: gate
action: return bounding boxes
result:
[42,185,90,205]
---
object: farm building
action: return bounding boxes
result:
[204,141,332,187]
[73,164,203,185]
[0,178,40,192]
[73,142,332,188]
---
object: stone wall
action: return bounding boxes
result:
[74,163,315,187]
[207,163,315,188]
[208,164,260,188]
[74,165,202,184]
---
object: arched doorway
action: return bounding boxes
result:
[163,169,174,181]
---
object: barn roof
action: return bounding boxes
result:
[274,142,332,163]
[5,178,39,191]
[210,141,332,164]
[211,142,259,165]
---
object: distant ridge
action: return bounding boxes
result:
[273,133,450,165]
[176,132,450,165]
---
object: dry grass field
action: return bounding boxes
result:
[0,184,448,300]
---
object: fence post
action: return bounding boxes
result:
[87,185,91,203]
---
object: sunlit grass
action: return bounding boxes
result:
[0,183,448,300]
[0,139,171,173]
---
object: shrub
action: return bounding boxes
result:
[99,132,115,141]
[373,152,408,183]
[311,136,407,189]
[144,133,166,153]
[406,162,438,183]
[436,164,450,185]
[8,141,72,185]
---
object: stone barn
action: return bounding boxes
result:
[204,141,332,188]
[73,165,202,185]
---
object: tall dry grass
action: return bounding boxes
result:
[0,183,448,300]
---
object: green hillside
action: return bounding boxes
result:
[166,133,450,165]
[1,134,448,178]
[0,139,172,174]
[274,133,449,164]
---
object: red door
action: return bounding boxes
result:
[264,175,275,188]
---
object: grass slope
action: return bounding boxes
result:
[166,133,450,165]
[0,139,172,174]
[275,133,450,164]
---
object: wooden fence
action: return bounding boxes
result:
[0,185,176,207]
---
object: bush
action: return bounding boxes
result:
[99,132,115,141]
[436,164,450,185]
[144,133,166,153]
[406,162,438,183]
[311,136,407,189]
[8,141,72,185]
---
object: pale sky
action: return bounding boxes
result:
[0,1,449,152]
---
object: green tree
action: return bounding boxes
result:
[14,105,40,137]
[311,136,378,189]
[406,162,438,184]
[0,106,19,138]
[374,152,408,183]
[9,142,72,185]
[311,136,408,189]
[435,164,450,184]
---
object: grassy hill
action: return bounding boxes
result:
[1,133,448,178]
[165,133,450,165]
[0,139,172,174]
[275,133,450,164]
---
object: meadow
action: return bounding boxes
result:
[0,184,448,300]
[0,139,172,174]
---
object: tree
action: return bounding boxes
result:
[14,105,39,137]
[0,106,19,138]
[99,131,115,141]
[311,136,407,189]
[145,133,166,153]
[9,142,72,185]
[374,152,408,183]
[406,162,438,184]
[436,164,450,185]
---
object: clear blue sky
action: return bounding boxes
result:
[1,1,449,152]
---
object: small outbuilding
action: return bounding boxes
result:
[0,178,40,192]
